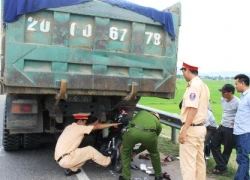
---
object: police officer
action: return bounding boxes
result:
[119,110,163,180]
[54,113,120,176]
[179,61,210,180]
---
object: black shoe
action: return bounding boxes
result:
[118,176,126,180]
[155,176,163,180]
[64,169,81,176]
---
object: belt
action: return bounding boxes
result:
[182,123,204,126]
[218,125,234,133]
[131,124,156,132]
[57,153,69,163]
[207,126,216,130]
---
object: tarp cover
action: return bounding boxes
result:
[3,0,175,40]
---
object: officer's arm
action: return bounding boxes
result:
[92,123,121,131]
[156,120,162,136]
[182,107,198,131]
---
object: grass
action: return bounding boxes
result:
[158,136,179,157]
[138,78,241,123]
[141,78,239,180]
[206,152,237,180]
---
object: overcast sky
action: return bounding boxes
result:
[129,0,250,73]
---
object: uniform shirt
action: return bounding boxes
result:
[54,123,93,160]
[204,110,217,128]
[221,96,240,128]
[234,89,250,135]
[130,110,162,136]
[181,76,210,124]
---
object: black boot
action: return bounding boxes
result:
[155,176,163,180]
[64,169,81,176]
[118,175,126,180]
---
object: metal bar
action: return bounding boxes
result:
[171,127,178,144]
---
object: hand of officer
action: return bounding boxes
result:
[113,123,122,128]
[178,131,186,144]
[120,117,129,125]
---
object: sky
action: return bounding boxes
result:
[128,0,250,73]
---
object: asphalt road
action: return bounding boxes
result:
[0,95,156,180]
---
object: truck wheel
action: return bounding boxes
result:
[23,133,41,150]
[3,129,21,151]
[113,138,122,173]
[2,111,21,151]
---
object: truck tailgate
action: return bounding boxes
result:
[3,1,180,98]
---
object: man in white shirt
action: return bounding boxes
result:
[210,84,240,174]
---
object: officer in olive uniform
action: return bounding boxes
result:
[54,113,120,176]
[119,110,163,180]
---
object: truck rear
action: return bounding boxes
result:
[1,0,181,150]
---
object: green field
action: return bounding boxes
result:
[138,78,240,125]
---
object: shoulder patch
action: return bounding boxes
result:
[189,93,196,101]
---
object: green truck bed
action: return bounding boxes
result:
[2,1,181,99]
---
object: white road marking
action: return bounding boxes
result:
[0,146,5,156]
[76,168,90,180]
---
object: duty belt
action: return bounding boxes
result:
[57,153,69,163]
[182,122,204,126]
[131,124,156,132]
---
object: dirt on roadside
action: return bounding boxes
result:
[132,151,215,180]
[159,153,215,180]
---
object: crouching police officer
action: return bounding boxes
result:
[54,113,120,176]
[119,110,163,180]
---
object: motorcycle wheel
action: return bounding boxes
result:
[113,138,122,173]
[99,142,109,156]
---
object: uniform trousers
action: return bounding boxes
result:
[121,128,161,180]
[58,146,111,171]
[180,126,206,180]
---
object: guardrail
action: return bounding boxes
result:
[135,104,182,143]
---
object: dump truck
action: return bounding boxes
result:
[1,0,181,151]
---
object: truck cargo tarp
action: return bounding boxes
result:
[3,0,175,40]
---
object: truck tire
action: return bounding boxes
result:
[113,138,122,173]
[23,133,41,150]
[2,111,21,151]
[2,129,21,151]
